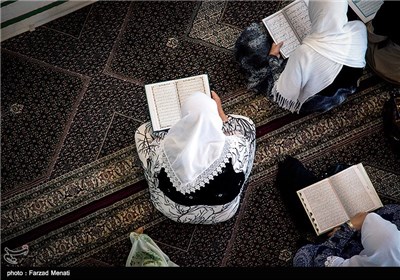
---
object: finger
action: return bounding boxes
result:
[135,227,144,234]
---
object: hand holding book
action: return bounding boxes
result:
[296,163,383,236]
[269,41,284,59]
[328,211,367,237]
[262,0,311,58]
[348,212,368,231]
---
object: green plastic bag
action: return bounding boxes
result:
[126,231,178,267]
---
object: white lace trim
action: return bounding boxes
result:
[157,138,235,194]
[325,256,344,267]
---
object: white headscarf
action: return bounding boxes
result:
[326,213,400,266]
[159,92,232,194]
[273,0,367,113]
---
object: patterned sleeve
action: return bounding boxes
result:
[313,224,357,267]
[268,55,285,80]
[134,122,167,170]
[266,55,286,98]
[234,22,287,97]
[222,114,256,179]
[222,114,256,140]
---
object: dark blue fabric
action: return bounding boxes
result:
[299,87,357,114]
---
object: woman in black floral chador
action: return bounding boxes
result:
[135,91,256,224]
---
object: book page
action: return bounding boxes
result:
[284,0,311,43]
[176,75,209,106]
[145,74,211,131]
[262,0,309,58]
[330,164,383,218]
[262,11,299,59]
[297,179,349,235]
[151,83,181,130]
[348,0,383,23]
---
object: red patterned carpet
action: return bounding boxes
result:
[1,1,399,269]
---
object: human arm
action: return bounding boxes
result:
[210,91,256,143]
[221,114,256,180]
[347,212,368,230]
[211,91,228,122]
[310,222,357,267]
[318,213,367,266]
[268,42,285,79]
[265,42,287,97]
[327,212,367,236]
[269,42,283,58]
[134,122,167,170]
[328,212,400,267]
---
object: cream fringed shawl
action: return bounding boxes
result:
[272,0,367,113]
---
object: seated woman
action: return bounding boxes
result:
[276,156,400,267]
[235,0,367,114]
[294,206,400,267]
[366,0,400,85]
[134,91,256,224]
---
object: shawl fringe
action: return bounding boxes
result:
[272,87,302,113]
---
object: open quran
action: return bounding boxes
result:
[348,0,383,23]
[262,0,311,59]
[145,74,211,132]
[297,163,383,236]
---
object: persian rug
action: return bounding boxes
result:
[1,1,399,269]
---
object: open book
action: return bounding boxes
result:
[348,0,383,23]
[262,0,311,59]
[297,163,383,236]
[145,74,211,132]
